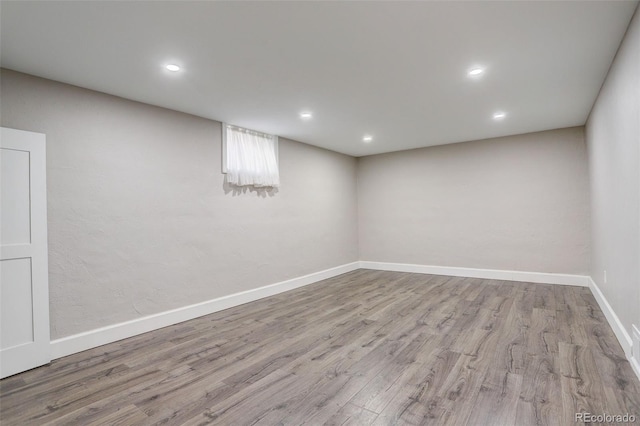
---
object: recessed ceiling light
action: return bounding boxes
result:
[493,111,506,120]
[166,64,181,72]
[363,135,373,143]
[300,111,312,119]
[468,67,484,76]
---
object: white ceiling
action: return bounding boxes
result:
[1,1,637,156]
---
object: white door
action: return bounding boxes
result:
[0,127,50,378]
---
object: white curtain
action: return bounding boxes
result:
[226,125,280,187]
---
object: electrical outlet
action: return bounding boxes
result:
[604,270,607,284]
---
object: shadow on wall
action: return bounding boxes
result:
[222,178,279,198]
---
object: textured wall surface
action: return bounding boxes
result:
[358,127,591,274]
[586,6,640,340]
[2,67,602,342]
[0,69,359,339]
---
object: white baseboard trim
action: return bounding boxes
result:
[587,277,633,357]
[359,261,590,287]
[50,262,360,359]
[588,278,640,382]
[632,326,640,381]
[631,355,640,383]
[52,259,638,384]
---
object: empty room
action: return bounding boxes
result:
[0,1,639,425]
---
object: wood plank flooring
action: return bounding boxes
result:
[1,270,639,425]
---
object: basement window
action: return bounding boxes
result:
[222,124,279,187]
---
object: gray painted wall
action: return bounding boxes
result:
[586,6,640,341]
[2,67,603,343]
[0,69,359,339]
[358,127,590,274]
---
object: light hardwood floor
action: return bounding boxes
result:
[1,270,639,425]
